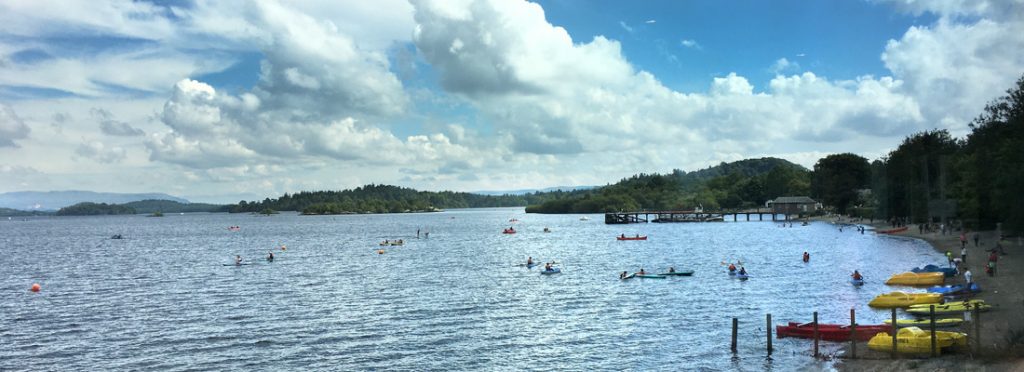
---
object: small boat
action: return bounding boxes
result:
[736,273,749,281]
[636,274,666,279]
[867,327,967,355]
[906,300,991,315]
[659,270,694,276]
[911,264,957,277]
[868,292,942,308]
[851,278,865,286]
[502,228,516,234]
[776,322,891,342]
[883,318,963,328]
[927,283,981,295]
[542,227,551,233]
[540,268,561,275]
[876,226,909,234]
[620,273,636,280]
[616,235,647,241]
[580,216,590,221]
[885,272,945,286]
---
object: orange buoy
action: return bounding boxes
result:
[30,283,41,292]
[377,249,385,255]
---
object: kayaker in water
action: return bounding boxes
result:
[621,234,625,238]
[802,252,810,262]
[668,267,676,273]
[728,263,736,272]
[638,268,646,275]
[527,256,534,265]
[267,252,274,261]
[235,255,243,265]
[851,270,862,280]
[619,271,629,279]
[738,267,747,275]
[544,262,553,271]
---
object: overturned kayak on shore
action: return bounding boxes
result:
[885,272,944,286]
[927,283,981,295]
[776,322,891,342]
[868,291,942,308]
[911,264,957,277]
[883,318,963,328]
[867,327,967,355]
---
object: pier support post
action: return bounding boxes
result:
[891,308,898,357]
[731,317,738,353]
[767,314,773,355]
[850,308,857,358]
[813,312,819,358]
[930,305,937,357]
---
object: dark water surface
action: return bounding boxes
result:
[1,208,945,371]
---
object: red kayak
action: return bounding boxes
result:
[876,226,909,234]
[616,236,647,240]
[776,322,891,342]
[502,229,516,234]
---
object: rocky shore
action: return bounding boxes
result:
[836,223,1024,371]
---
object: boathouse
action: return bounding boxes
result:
[766,196,819,215]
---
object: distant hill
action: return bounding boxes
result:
[0,191,189,211]
[0,207,53,217]
[526,157,811,213]
[123,199,226,214]
[472,186,597,196]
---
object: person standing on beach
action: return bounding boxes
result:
[960,232,967,248]
[974,232,980,247]
[961,246,967,263]
[964,268,973,284]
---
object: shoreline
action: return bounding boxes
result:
[823,218,1024,371]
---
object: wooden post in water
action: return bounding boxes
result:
[930,305,937,357]
[731,317,738,353]
[891,308,898,357]
[767,313,773,355]
[974,306,981,355]
[850,308,857,358]
[813,312,819,358]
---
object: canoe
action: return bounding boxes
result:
[883,318,963,328]
[776,322,891,342]
[503,229,516,234]
[636,274,666,279]
[867,327,967,355]
[876,226,909,234]
[851,278,865,286]
[885,272,945,286]
[868,292,942,308]
[912,264,957,277]
[736,273,749,280]
[907,300,990,315]
[540,268,561,275]
[659,270,694,276]
[617,236,647,240]
[620,274,636,280]
[927,283,981,295]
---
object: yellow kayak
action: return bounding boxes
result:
[907,301,992,315]
[883,318,963,328]
[886,272,945,286]
[868,291,942,308]
[867,327,967,355]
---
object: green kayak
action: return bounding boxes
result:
[659,270,694,276]
[636,274,667,279]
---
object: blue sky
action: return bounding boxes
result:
[0,0,1021,203]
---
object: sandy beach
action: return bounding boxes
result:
[836,222,1024,371]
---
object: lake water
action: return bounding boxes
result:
[1,208,946,371]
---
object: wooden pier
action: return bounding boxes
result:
[604,209,792,224]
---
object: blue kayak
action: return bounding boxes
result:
[850,278,865,286]
[540,268,561,275]
[736,273,749,280]
[911,264,957,277]
[927,282,981,294]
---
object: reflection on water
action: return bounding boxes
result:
[0,208,943,370]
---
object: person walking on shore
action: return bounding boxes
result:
[961,246,967,263]
[964,268,973,285]
[974,232,980,247]
[960,232,967,248]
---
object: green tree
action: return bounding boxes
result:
[811,153,871,214]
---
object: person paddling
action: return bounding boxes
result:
[267,252,274,262]
[738,267,747,275]
[851,270,863,281]
[619,271,630,279]
[802,252,810,263]
[527,256,534,266]
[728,263,736,273]
[668,267,676,273]
[235,255,243,265]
